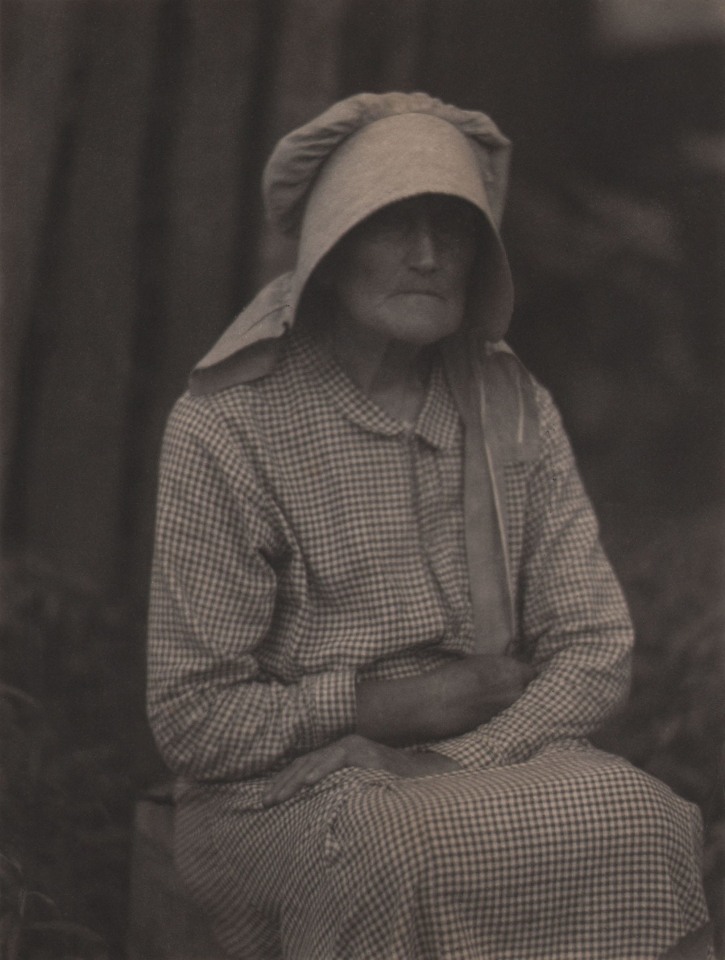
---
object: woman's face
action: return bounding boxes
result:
[327,195,480,347]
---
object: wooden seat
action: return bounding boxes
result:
[127,784,227,960]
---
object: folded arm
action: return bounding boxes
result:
[148,397,528,783]
[263,656,535,804]
[431,384,634,771]
[355,654,534,745]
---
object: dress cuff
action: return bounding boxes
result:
[301,669,358,750]
[430,730,499,771]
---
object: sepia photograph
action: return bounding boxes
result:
[1,1,724,958]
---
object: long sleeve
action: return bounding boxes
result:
[147,396,357,781]
[432,383,633,770]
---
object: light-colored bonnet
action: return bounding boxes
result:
[265,90,514,345]
[191,92,515,389]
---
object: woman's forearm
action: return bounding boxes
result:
[355,655,534,746]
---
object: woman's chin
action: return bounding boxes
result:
[384,305,463,345]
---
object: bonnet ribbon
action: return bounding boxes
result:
[443,342,538,656]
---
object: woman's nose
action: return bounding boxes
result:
[406,214,439,272]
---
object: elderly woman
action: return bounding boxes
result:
[147,93,711,959]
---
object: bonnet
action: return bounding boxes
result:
[264,91,514,345]
[191,92,515,387]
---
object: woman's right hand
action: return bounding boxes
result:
[262,734,462,806]
[355,654,536,746]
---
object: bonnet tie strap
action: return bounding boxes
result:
[443,343,538,656]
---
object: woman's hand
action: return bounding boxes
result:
[262,734,461,807]
[356,654,536,746]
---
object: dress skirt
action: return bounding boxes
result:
[174,742,711,960]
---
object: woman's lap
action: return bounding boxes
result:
[175,743,710,959]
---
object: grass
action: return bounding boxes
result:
[0,561,163,960]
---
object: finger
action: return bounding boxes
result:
[268,752,338,804]
[520,661,538,684]
[301,745,347,784]
[262,760,300,806]
[346,736,384,770]
[263,755,312,806]
[263,745,345,806]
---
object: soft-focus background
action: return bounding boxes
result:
[2,1,724,957]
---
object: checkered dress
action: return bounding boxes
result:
[148,327,710,958]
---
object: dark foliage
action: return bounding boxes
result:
[0,563,164,959]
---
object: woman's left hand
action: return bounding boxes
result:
[262,734,462,806]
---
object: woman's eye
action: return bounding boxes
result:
[433,210,478,241]
[359,202,478,244]
[367,210,406,237]
[435,218,464,240]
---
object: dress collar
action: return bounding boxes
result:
[290,326,459,451]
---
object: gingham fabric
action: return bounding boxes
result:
[148,326,710,958]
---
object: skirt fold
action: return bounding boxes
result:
[175,745,711,960]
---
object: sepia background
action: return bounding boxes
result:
[2,0,724,956]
